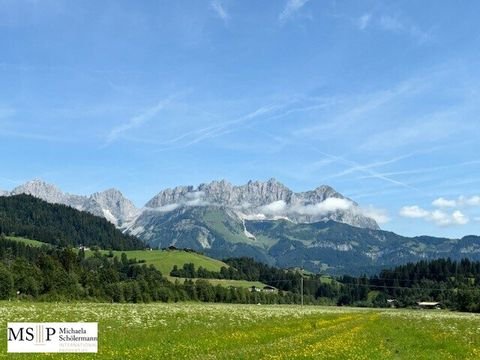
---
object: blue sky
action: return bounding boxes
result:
[0,0,479,238]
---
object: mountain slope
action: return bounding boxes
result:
[5,178,480,276]
[129,205,480,275]
[145,178,379,229]
[0,194,144,250]
[5,178,379,230]
[8,180,138,227]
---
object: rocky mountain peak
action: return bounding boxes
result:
[11,179,67,203]
[6,180,139,228]
[144,179,379,230]
[90,188,139,227]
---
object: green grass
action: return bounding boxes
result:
[3,236,227,276]
[1,302,480,359]
[167,276,267,288]
[203,208,252,244]
[4,236,47,247]
[85,249,228,276]
[4,236,260,289]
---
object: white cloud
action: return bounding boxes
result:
[359,205,390,224]
[429,210,452,226]
[452,210,469,225]
[152,204,179,212]
[150,191,209,211]
[312,197,352,213]
[211,0,229,23]
[260,200,288,215]
[379,15,431,43]
[148,194,387,225]
[291,198,354,216]
[279,0,310,22]
[432,195,480,208]
[400,206,470,227]
[400,205,430,218]
[185,198,210,207]
[463,195,480,207]
[345,13,430,43]
[250,198,388,225]
[379,15,403,32]
[432,197,457,208]
[185,191,205,200]
[357,13,371,30]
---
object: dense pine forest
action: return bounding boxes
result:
[0,195,144,250]
[0,237,307,304]
[1,234,480,310]
[171,257,480,312]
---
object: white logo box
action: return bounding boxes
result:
[7,322,98,353]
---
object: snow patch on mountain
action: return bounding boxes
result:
[145,178,380,229]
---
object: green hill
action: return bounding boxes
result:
[3,236,267,289]
[0,194,144,250]
[88,249,268,288]
[87,248,229,275]
[5,236,46,247]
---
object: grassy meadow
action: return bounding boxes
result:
[84,248,228,275]
[1,302,480,359]
[166,277,267,289]
[5,236,46,248]
[3,237,268,289]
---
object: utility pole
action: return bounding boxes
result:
[301,273,304,306]
[301,259,304,306]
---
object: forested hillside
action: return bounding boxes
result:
[170,256,480,312]
[0,194,143,250]
[0,237,307,304]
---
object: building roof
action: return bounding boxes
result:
[417,302,440,306]
[263,285,277,290]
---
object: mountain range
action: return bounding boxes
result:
[2,179,479,274]
[6,180,139,228]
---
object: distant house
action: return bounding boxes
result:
[249,285,278,293]
[263,285,277,293]
[387,299,397,308]
[417,301,441,309]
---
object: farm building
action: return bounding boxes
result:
[417,301,441,309]
[386,299,397,308]
[263,285,277,293]
[249,285,278,293]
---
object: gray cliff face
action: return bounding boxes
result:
[146,179,292,208]
[91,188,140,227]
[5,178,379,234]
[144,178,379,230]
[11,180,69,204]
[8,180,138,227]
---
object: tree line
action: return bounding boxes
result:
[0,194,144,250]
[0,236,315,305]
[170,256,480,312]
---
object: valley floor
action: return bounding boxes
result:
[1,302,479,359]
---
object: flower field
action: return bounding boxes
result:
[1,302,480,359]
